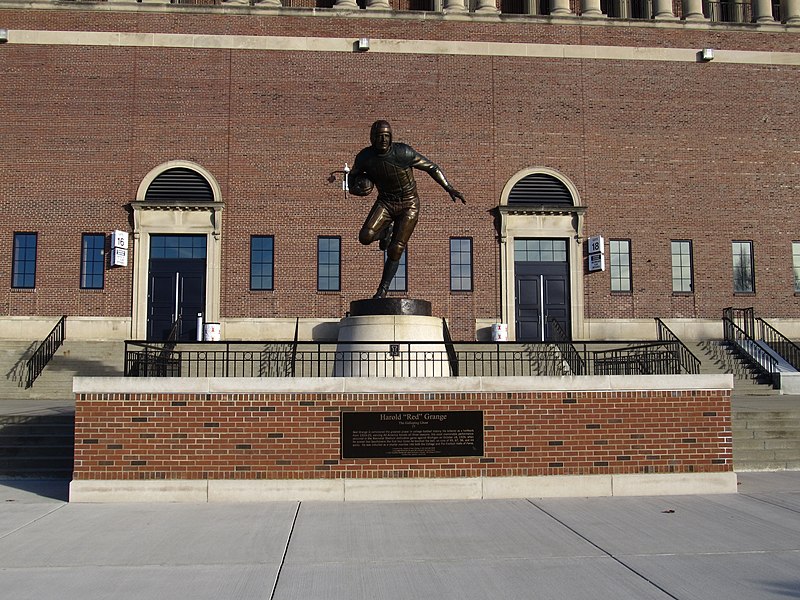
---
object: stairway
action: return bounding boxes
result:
[693,340,778,395]
[733,409,800,471]
[0,414,74,478]
[0,340,124,479]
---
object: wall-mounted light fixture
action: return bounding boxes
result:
[356,38,370,52]
[0,28,9,43]
[701,48,715,61]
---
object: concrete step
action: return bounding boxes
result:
[1,340,125,401]
[733,438,800,450]
[0,415,74,479]
[690,341,779,395]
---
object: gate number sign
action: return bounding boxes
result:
[587,235,605,272]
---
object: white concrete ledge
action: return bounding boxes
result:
[69,473,738,503]
[74,373,734,395]
[69,479,208,503]
[779,372,800,394]
[612,472,738,496]
[208,479,344,502]
[7,30,800,66]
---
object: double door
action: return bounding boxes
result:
[515,262,571,342]
[146,235,207,341]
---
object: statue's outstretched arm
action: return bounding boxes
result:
[411,152,466,205]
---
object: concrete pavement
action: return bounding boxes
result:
[0,472,798,600]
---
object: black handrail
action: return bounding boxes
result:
[723,315,777,381]
[757,318,800,371]
[723,307,756,339]
[25,315,67,388]
[548,317,585,375]
[655,318,701,375]
[441,318,459,376]
[123,337,697,379]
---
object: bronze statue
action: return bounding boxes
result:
[348,120,466,299]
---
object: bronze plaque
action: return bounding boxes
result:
[341,411,483,459]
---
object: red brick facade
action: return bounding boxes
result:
[1,5,799,341]
[73,387,732,480]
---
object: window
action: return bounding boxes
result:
[80,234,105,289]
[250,236,274,291]
[514,239,567,262]
[386,250,407,292]
[12,232,37,289]
[150,234,206,259]
[793,242,800,293]
[317,236,340,291]
[671,240,693,293]
[609,239,631,293]
[732,241,754,293]
[450,237,473,291]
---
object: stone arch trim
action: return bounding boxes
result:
[500,166,583,208]
[497,167,586,341]
[135,160,223,204]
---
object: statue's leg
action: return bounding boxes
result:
[374,205,418,298]
[373,257,400,299]
[359,201,392,246]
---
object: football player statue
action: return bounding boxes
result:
[348,120,466,299]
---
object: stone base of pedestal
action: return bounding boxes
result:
[335,299,450,377]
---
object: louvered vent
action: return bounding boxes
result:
[144,168,214,204]
[508,173,572,205]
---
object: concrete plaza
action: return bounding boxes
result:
[0,471,798,600]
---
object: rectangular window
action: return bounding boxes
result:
[514,238,567,263]
[317,236,340,291]
[793,242,800,293]
[671,240,693,293]
[80,234,105,289]
[12,232,37,289]
[250,236,274,291]
[386,250,407,292]
[450,237,473,291]
[732,241,755,293]
[609,239,631,293]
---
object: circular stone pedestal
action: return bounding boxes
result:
[334,299,450,377]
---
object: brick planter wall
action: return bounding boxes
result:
[71,376,734,500]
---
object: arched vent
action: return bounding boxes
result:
[508,173,573,206]
[144,167,214,204]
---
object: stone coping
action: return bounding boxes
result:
[74,374,733,395]
[69,472,739,502]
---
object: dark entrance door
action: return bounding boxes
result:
[514,239,571,342]
[147,235,207,341]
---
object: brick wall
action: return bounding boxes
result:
[73,386,732,481]
[2,7,799,339]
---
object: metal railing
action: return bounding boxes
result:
[548,317,586,375]
[25,316,67,388]
[723,311,777,382]
[723,307,799,373]
[588,341,684,375]
[758,318,800,371]
[125,340,573,378]
[124,337,695,379]
[656,318,701,375]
